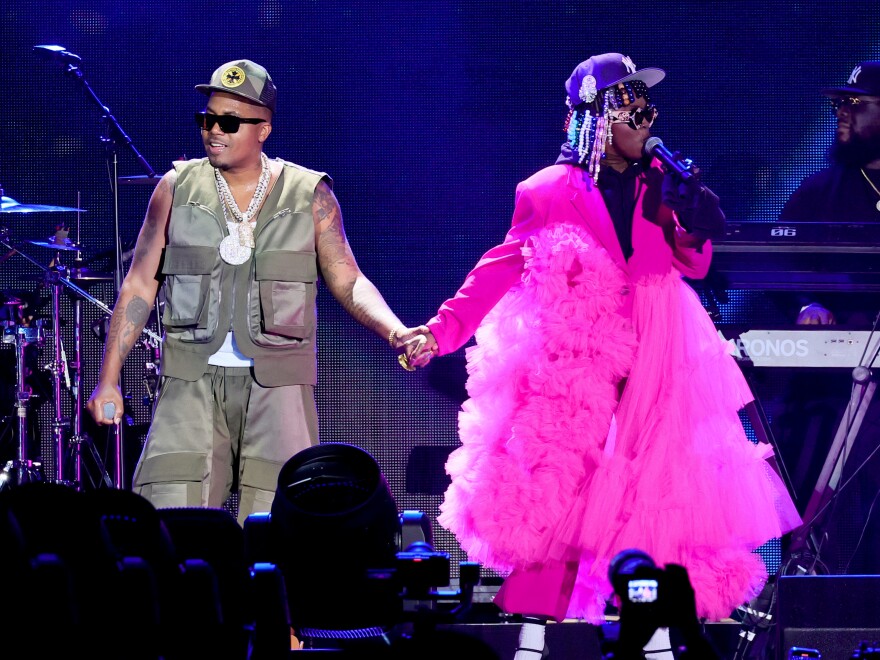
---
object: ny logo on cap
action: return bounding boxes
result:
[848,65,862,85]
[622,56,637,75]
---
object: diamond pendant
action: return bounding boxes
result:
[876,200,880,212]
[219,234,251,265]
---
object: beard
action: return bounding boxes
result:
[830,131,880,167]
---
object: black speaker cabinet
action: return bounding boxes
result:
[778,575,880,660]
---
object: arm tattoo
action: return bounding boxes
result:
[107,295,151,361]
[132,177,171,267]
[314,184,333,221]
[315,184,353,290]
[314,184,396,333]
[132,216,159,267]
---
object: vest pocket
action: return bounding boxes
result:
[161,245,218,343]
[249,250,316,346]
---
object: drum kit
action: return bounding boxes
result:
[0,191,161,493]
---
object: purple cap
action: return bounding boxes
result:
[822,61,880,97]
[565,53,665,107]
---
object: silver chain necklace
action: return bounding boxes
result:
[215,153,271,264]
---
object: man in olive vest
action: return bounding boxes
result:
[87,60,426,522]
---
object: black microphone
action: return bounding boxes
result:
[643,137,695,182]
[33,45,82,65]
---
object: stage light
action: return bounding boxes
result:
[269,443,401,637]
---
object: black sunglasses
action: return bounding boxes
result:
[195,111,266,133]
[830,96,880,113]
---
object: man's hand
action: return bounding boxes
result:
[86,382,124,425]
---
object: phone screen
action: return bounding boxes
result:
[627,578,658,603]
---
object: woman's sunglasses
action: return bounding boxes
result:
[607,105,659,130]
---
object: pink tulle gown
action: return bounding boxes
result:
[436,220,801,623]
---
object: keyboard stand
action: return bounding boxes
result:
[789,377,876,555]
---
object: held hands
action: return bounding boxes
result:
[388,325,438,370]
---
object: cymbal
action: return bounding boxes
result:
[1,196,85,213]
[27,236,80,251]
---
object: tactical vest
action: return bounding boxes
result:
[160,157,329,387]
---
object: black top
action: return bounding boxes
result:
[597,162,643,260]
[780,164,880,222]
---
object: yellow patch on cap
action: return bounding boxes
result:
[221,66,246,88]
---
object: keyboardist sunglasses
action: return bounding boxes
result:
[830,96,880,113]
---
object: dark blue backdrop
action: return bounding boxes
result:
[1,1,878,570]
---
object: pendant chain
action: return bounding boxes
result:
[214,153,271,225]
[859,168,880,212]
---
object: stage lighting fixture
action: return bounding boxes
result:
[270,443,401,635]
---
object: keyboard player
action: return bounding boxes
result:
[779,60,880,325]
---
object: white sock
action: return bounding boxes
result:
[643,627,674,660]
[514,619,546,660]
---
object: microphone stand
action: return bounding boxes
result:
[42,48,157,490]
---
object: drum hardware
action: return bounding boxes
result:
[143,362,160,408]
[67,267,113,281]
[0,319,46,490]
[37,260,116,490]
[68,268,113,490]
[46,265,72,485]
[141,318,163,415]
[0,227,161,489]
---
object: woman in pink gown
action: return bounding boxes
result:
[412,53,800,657]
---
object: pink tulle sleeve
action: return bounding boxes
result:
[427,182,546,355]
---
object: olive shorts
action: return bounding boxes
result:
[132,365,318,524]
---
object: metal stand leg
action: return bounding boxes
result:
[789,376,876,555]
[0,324,45,488]
[49,277,70,484]
[68,294,112,489]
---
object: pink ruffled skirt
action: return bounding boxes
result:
[437,224,800,622]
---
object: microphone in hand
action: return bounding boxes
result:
[644,137,696,182]
[645,137,726,240]
[645,136,702,212]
